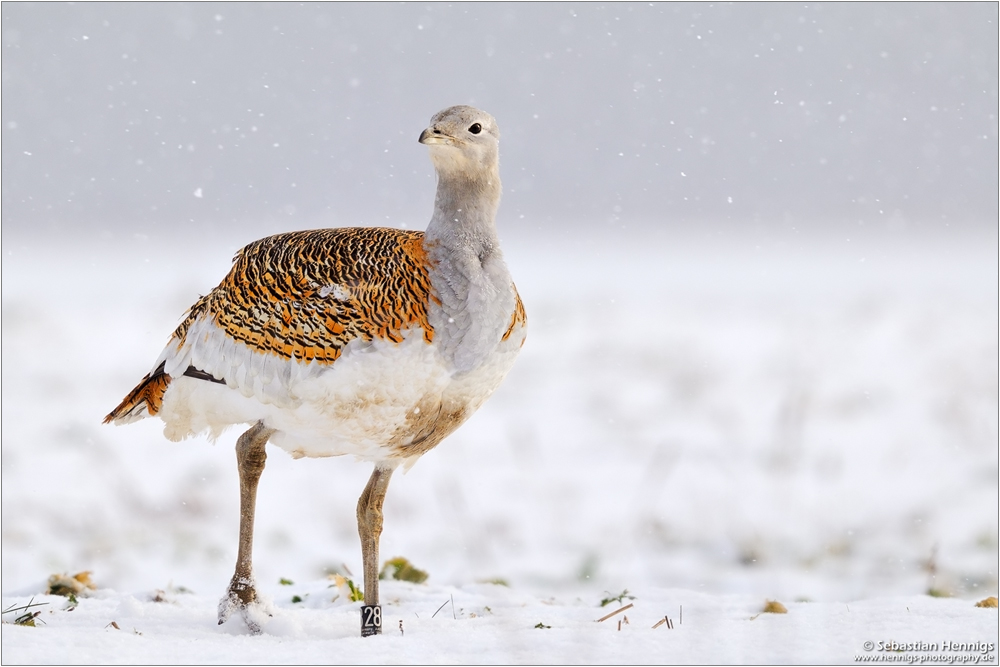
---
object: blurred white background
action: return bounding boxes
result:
[2,3,996,603]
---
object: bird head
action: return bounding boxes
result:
[419,105,500,179]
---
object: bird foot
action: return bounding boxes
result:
[217,575,269,635]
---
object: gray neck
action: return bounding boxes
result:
[424,169,515,373]
[425,170,502,253]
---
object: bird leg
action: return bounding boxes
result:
[218,421,275,634]
[357,464,394,635]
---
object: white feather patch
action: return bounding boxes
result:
[150,313,524,463]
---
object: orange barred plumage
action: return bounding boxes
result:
[502,285,528,343]
[105,361,171,422]
[174,228,437,364]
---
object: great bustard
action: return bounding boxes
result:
[105,105,526,635]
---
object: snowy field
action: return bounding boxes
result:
[2,224,997,663]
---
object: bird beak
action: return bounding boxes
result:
[418,128,452,145]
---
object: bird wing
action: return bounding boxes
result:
[106,228,438,422]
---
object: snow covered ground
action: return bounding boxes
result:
[3,584,997,664]
[2,224,997,662]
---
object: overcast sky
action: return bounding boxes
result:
[2,2,997,238]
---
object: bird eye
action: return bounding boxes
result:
[468,123,482,134]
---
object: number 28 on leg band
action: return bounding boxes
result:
[361,605,382,636]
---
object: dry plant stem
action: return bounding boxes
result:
[432,598,450,618]
[596,602,634,623]
[358,465,394,607]
[225,422,275,612]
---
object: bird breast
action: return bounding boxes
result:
[426,244,518,374]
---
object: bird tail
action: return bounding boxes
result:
[104,361,172,425]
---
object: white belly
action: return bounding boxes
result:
[156,325,523,465]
